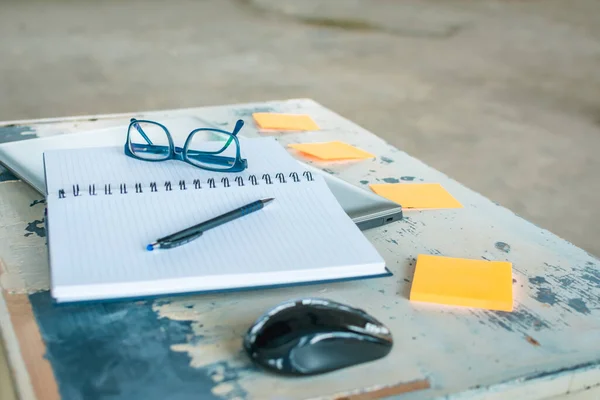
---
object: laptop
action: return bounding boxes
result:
[0,116,402,230]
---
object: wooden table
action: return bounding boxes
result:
[0,99,599,400]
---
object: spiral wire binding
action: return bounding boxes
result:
[56,171,317,199]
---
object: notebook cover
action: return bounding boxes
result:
[51,268,393,305]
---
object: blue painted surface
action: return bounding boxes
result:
[476,307,550,333]
[233,106,276,117]
[495,241,511,253]
[24,219,46,238]
[534,288,558,305]
[28,291,220,400]
[29,199,45,207]
[582,262,599,286]
[0,168,18,182]
[529,276,547,285]
[382,177,399,183]
[0,125,37,143]
[568,298,591,314]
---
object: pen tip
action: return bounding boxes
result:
[262,198,274,205]
[146,243,155,251]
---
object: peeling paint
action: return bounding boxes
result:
[529,276,547,285]
[24,219,46,238]
[522,359,600,382]
[28,291,219,400]
[152,298,252,397]
[0,125,37,143]
[535,288,557,306]
[399,217,419,236]
[558,276,574,287]
[380,156,394,163]
[29,199,45,207]
[233,106,275,117]
[0,168,18,182]
[543,262,562,272]
[568,298,590,314]
[401,176,415,181]
[359,180,369,184]
[484,307,550,333]
[581,265,599,286]
[581,274,600,286]
[495,241,511,253]
[383,177,400,183]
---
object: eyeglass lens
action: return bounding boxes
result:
[128,121,171,160]
[185,130,239,170]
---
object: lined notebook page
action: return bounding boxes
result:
[47,178,385,301]
[44,139,386,302]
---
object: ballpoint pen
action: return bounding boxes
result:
[146,198,274,251]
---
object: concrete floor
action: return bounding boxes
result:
[0,1,599,396]
[1,0,599,257]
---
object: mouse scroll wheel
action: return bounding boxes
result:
[348,323,389,337]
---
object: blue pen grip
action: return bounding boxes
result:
[159,231,204,249]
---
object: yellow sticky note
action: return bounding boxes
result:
[288,141,375,160]
[252,113,320,131]
[410,255,514,312]
[369,183,462,209]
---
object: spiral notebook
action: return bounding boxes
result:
[43,138,389,303]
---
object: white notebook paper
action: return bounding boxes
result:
[43,138,388,303]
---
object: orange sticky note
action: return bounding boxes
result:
[252,113,320,131]
[410,255,513,311]
[369,183,462,209]
[288,141,375,160]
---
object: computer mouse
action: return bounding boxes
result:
[243,298,393,376]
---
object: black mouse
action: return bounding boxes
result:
[243,298,393,376]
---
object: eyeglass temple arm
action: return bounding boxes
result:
[220,119,244,149]
[130,119,154,145]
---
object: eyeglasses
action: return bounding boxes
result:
[124,118,248,172]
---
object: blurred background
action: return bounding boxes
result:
[1,0,599,258]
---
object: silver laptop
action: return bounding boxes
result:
[0,116,403,230]
[301,163,403,230]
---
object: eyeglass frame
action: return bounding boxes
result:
[124,118,248,173]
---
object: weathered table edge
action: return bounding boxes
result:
[0,290,35,400]
[1,100,599,400]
